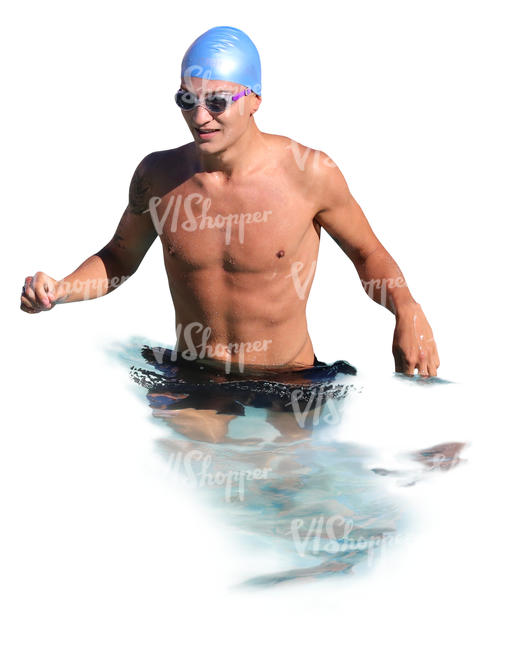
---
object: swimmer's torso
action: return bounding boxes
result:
[145,135,323,370]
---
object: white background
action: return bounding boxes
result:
[2,1,519,648]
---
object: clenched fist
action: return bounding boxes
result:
[20,272,63,314]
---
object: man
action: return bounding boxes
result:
[21,25,439,406]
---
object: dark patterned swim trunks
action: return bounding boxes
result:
[129,345,357,419]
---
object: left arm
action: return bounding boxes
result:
[311,152,440,377]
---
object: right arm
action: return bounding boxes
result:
[21,154,159,313]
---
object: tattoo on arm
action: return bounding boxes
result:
[113,230,126,251]
[129,166,152,215]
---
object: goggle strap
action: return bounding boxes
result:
[231,88,252,101]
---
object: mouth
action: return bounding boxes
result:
[196,128,220,139]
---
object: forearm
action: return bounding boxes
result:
[56,248,132,304]
[354,245,417,316]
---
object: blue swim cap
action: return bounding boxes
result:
[181,26,262,96]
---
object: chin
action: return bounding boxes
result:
[195,140,225,153]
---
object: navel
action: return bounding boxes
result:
[276,249,285,258]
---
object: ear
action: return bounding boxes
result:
[250,95,262,115]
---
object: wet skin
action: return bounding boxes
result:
[21,76,440,385]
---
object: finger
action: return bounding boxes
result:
[405,358,416,376]
[418,350,429,377]
[20,298,37,314]
[32,282,52,308]
[23,276,36,298]
[22,283,37,305]
[20,294,40,312]
[428,340,440,367]
[393,348,405,373]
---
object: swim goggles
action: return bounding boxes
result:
[175,87,252,114]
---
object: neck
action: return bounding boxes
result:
[193,120,268,180]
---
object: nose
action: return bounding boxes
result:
[191,104,213,126]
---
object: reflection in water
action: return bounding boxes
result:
[372,442,467,487]
[107,336,466,587]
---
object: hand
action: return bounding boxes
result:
[20,272,62,314]
[392,302,440,377]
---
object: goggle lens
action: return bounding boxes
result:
[175,90,231,114]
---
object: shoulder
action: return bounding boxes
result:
[134,143,192,175]
[261,134,320,171]
[128,144,193,213]
[298,146,352,210]
[265,135,351,210]
[266,135,342,184]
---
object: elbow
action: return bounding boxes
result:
[96,244,137,284]
[352,243,390,271]
[360,243,385,263]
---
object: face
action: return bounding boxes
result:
[178,76,261,152]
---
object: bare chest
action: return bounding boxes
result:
[150,174,319,272]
